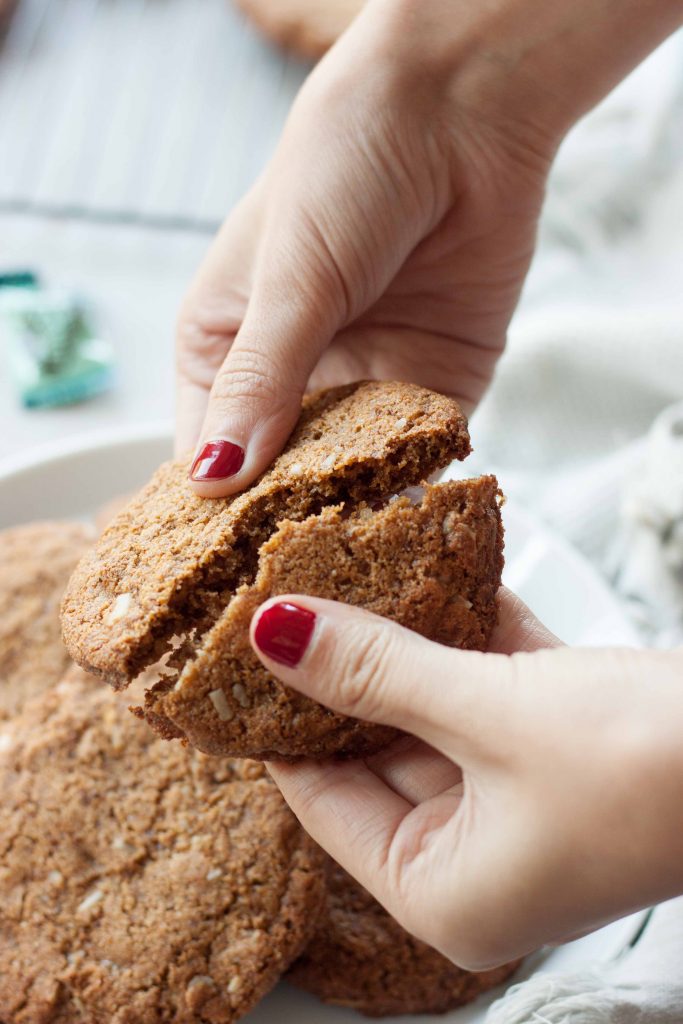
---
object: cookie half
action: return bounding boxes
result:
[235,0,364,59]
[288,858,522,1016]
[0,668,324,1024]
[142,476,503,759]
[0,520,95,720]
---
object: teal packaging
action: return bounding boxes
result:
[0,286,114,408]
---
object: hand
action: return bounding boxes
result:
[177,0,556,495]
[249,589,683,968]
[176,0,683,498]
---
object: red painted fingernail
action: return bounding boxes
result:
[190,440,245,481]
[254,602,316,667]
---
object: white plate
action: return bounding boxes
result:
[0,427,646,1022]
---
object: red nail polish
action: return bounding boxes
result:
[190,440,245,481]
[254,602,316,667]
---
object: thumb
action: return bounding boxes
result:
[249,590,562,758]
[249,594,516,763]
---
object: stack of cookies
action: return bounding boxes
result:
[0,381,520,1021]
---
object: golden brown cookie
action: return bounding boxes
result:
[0,667,324,1024]
[0,520,95,720]
[142,476,503,759]
[62,381,479,761]
[288,858,522,1016]
[235,0,364,59]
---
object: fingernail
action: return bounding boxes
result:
[253,602,316,667]
[189,440,245,481]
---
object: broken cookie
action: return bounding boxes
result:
[142,476,502,759]
[62,381,502,760]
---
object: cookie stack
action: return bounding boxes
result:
[1,382,520,1021]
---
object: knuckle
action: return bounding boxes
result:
[175,306,236,380]
[331,623,398,720]
[211,340,302,399]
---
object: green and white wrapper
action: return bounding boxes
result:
[0,285,114,409]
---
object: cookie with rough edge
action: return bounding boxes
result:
[61,381,470,695]
[288,858,522,1016]
[141,476,503,760]
[235,0,364,59]
[0,667,325,1024]
[0,520,95,720]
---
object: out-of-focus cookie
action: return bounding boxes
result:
[0,667,324,1024]
[235,0,364,59]
[144,475,503,759]
[0,520,94,719]
[0,0,18,31]
[288,858,522,1016]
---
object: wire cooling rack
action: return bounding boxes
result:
[0,0,309,231]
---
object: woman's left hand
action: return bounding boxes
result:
[250,589,683,968]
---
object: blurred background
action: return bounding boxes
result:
[1,0,682,641]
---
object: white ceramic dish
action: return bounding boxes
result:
[0,427,646,1022]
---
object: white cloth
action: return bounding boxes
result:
[475,29,683,1024]
[487,899,683,1024]
[469,29,683,639]
[610,401,683,646]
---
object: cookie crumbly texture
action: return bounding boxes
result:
[0,667,324,1024]
[61,381,471,687]
[0,520,95,719]
[234,0,364,59]
[288,859,522,1017]
[143,475,503,759]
